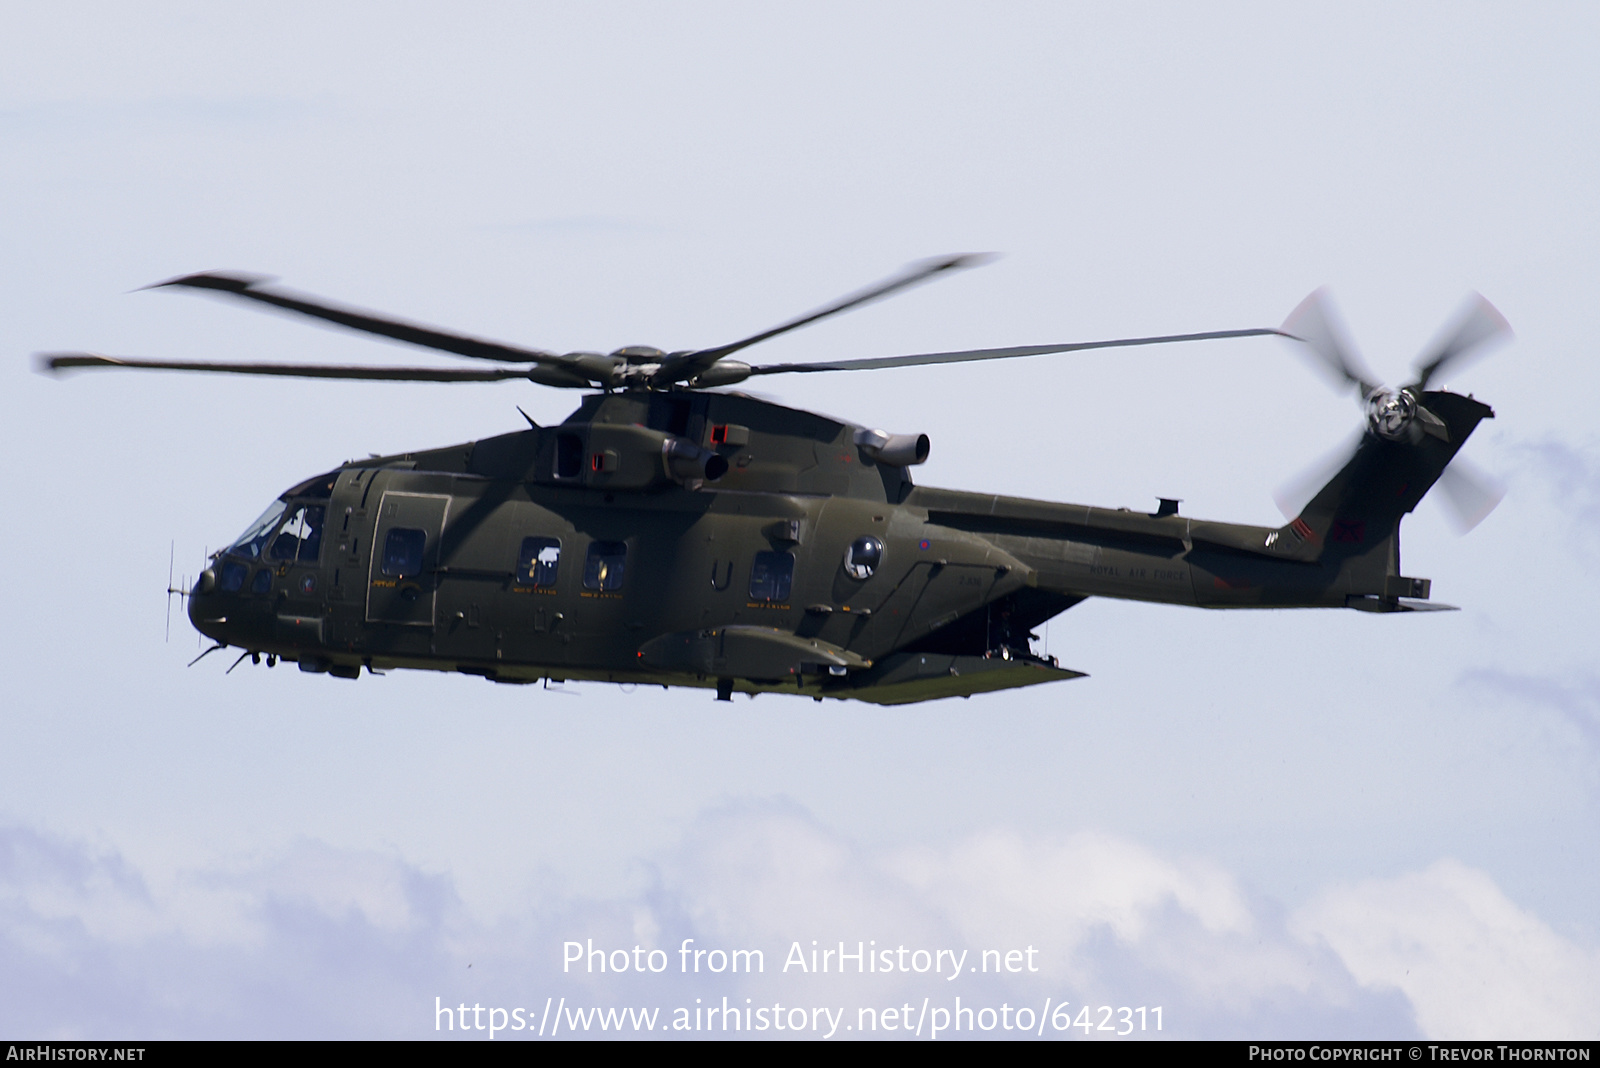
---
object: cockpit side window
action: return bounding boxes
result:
[270,505,326,563]
[382,528,426,578]
[228,501,287,560]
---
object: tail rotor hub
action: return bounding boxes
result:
[1365,388,1417,440]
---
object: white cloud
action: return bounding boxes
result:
[886,829,1364,1023]
[0,826,472,1038]
[1,807,1593,1039]
[1294,859,1600,1040]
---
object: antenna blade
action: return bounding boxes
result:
[187,642,225,668]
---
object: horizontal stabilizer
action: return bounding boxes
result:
[1397,598,1459,612]
[1346,595,1459,613]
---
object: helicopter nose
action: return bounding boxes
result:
[187,568,229,643]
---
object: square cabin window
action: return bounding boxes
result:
[749,550,794,602]
[516,537,561,587]
[583,541,627,591]
[381,528,426,578]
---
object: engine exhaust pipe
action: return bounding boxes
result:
[663,438,729,483]
[854,428,930,466]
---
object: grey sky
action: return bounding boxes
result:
[3,2,1598,1039]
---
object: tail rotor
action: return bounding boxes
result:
[1277,289,1511,532]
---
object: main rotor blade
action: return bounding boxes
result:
[653,253,994,385]
[1281,288,1382,400]
[1411,293,1511,391]
[149,272,564,366]
[40,352,534,383]
[1434,455,1505,533]
[746,328,1291,376]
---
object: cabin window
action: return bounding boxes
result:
[556,433,584,479]
[516,537,561,587]
[749,551,794,602]
[844,535,883,580]
[251,568,273,595]
[583,540,627,591]
[219,560,248,593]
[381,528,426,578]
[270,505,325,563]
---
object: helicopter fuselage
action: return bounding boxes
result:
[187,388,1484,703]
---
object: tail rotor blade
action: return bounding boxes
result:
[1411,293,1512,391]
[1281,288,1382,400]
[1273,430,1363,518]
[1435,456,1505,533]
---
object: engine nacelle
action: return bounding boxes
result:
[567,424,729,490]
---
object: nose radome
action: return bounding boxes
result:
[187,568,229,644]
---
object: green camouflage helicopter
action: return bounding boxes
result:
[43,256,1508,703]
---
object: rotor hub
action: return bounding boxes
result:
[610,346,667,363]
[1366,388,1417,440]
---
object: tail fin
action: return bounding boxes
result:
[1282,390,1494,606]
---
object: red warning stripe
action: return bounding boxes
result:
[1330,518,1366,543]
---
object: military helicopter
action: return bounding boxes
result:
[42,256,1508,703]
